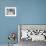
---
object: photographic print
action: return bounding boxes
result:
[5,7,16,16]
[18,24,46,41]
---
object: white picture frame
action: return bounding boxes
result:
[5,7,16,16]
[18,24,46,42]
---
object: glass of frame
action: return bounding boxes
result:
[5,7,16,16]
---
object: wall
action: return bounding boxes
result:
[0,0,46,44]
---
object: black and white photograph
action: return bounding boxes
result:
[5,7,16,16]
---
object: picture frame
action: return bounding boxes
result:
[18,24,46,42]
[5,7,16,16]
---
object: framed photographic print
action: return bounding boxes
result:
[18,24,46,42]
[5,7,16,16]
